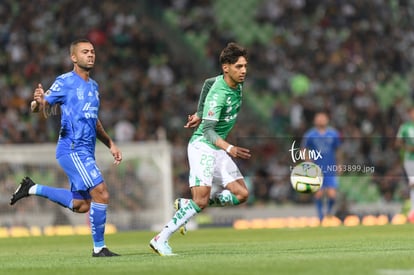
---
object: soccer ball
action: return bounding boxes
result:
[290,162,323,193]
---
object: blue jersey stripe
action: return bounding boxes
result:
[70,153,94,188]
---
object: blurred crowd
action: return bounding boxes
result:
[1,0,414,214]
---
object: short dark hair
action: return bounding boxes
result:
[219,42,247,64]
[70,38,92,54]
[313,110,330,119]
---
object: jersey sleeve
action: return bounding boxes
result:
[202,86,226,122]
[196,77,216,118]
[202,119,220,144]
[44,76,66,105]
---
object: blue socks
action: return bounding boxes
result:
[36,185,73,210]
[90,202,107,250]
[315,198,336,221]
[327,198,335,215]
[315,198,323,221]
[34,184,108,251]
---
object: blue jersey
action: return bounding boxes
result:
[45,71,100,158]
[302,127,341,177]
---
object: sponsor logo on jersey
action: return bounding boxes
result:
[82,102,98,111]
[224,113,238,122]
[82,102,99,119]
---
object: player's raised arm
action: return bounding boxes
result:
[31,83,47,113]
[184,113,201,128]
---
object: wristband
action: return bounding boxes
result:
[226,145,234,153]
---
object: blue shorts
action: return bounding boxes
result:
[321,175,338,189]
[57,151,104,199]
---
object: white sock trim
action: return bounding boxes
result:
[93,245,106,253]
[28,184,37,195]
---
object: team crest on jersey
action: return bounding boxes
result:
[77,88,84,100]
[207,110,215,117]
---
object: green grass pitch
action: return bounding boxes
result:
[0,225,413,275]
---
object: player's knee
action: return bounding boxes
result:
[90,183,110,204]
[314,189,324,199]
[326,188,336,198]
[72,201,90,213]
[93,192,109,204]
[99,191,110,203]
[77,204,90,213]
[237,188,249,204]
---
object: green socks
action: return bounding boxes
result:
[209,190,240,207]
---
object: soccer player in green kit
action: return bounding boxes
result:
[396,106,414,223]
[150,42,251,256]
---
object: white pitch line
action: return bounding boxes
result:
[377,269,414,275]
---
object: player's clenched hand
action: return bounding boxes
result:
[228,146,251,159]
[110,144,122,165]
[34,83,44,102]
[31,83,44,112]
[184,113,201,128]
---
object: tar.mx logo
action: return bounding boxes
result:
[289,140,322,163]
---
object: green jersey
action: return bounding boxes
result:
[397,121,414,160]
[190,75,243,149]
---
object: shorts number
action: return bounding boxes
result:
[200,154,215,177]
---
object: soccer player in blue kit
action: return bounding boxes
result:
[302,111,342,222]
[10,39,122,257]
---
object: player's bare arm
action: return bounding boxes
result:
[96,119,122,165]
[215,137,251,159]
[202,119,251,159]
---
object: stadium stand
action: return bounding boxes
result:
[1,0,413,216]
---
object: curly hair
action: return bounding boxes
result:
[219,42,247,65]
